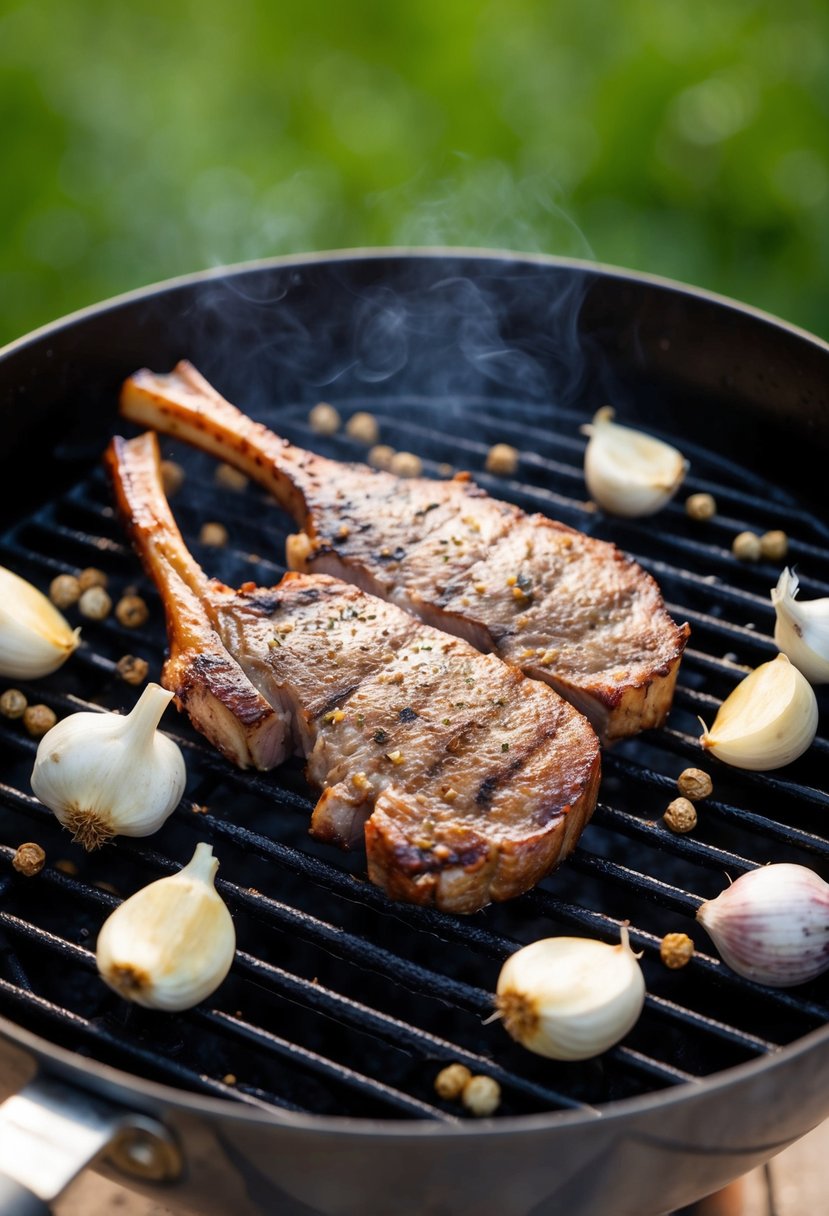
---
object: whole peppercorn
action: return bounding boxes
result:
[23,704,57,738]
[759,529,788,561]
[78,567,108,592]
[115,654,149,686]
[49,573,81,609]
[214,463,249,491]
[12,842,46,877]
[732,531,761,562]
[685,492,717,522]
[434,1063,473,1100]
[485,443,519,477]
[663,797,698,834]
[390,451,423,479]
[0,688,27,719]
[160,460,185,497]
[660,933,695,970]
[115,595,150,629]
[677,768,713,801]
[368,444,395,471]
[461,1075,501,1117]
[308,402,341,435]
[79,585,112,621]
[346,411,380,445]
[199,522,229,547]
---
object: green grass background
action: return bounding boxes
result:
[2,0,828,345]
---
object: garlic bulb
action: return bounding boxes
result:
[699,653,818,771]
[771,567,829,684]
[697,864,829,987]
[31,682,186,849]
[581,407,688,517]
[96,842,236,1010]
[494,925,645,1061]
[0,565,80,678]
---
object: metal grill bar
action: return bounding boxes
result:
[0,977,289,1114]
[0,382,827,1125]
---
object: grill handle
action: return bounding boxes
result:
[0,1179,49,1216]
[0,1076,182,1214]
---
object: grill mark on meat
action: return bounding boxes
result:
[106,431,601,913]
[311,684,364,721]
[120,363,689,741]
[476,776,497,807]
[237,587,285,615]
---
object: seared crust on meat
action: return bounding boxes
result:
[105,434,290,770]
[106,432,601,914]
[120,363,688,740]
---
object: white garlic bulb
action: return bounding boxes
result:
[494,925,645,1061]
[96,842,236,1011]
[0,565,80,678]
[697,864,829,987]
[581,407,688,517]
[699,653,818,771]
[771,567,829,684]
[31,682,186,849]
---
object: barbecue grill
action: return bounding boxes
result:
[0,250,827,1216]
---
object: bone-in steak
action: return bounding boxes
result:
[120,363,690,741]
[106,432,601,914]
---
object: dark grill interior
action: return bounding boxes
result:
[0,386,827,1125]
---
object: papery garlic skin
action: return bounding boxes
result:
[495,925,645,1061]
[0,565,80,678]
[771,568,829,684]
[581,407,688,517]
[31,682,186,849]
[96,842,235,1011]
[697,864,829,987]
[699,654,818,771]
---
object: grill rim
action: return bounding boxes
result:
[3,1008,828,1140]
[3,244,829,369]
[1,247,828,1144]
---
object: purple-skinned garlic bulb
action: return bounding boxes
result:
[696,864,829,988]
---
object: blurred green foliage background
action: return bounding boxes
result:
[2,0,828,345]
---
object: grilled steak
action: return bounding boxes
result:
[120,362,690,741]
[106,432,602,913]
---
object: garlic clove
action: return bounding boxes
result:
[31,682,186,849]
[96,842,236,1010]
[0,565,80,678]
[581,407,688,517]
[696,864,829,987]
[495,925,645,1061]
[699,653,818,771]
[771,567,829,684]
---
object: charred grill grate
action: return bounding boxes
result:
[0,388,827,1124]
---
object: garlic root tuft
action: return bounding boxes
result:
[61,805,118,851]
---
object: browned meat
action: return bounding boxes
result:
[105,432,602,914]
[120,362,690,741]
